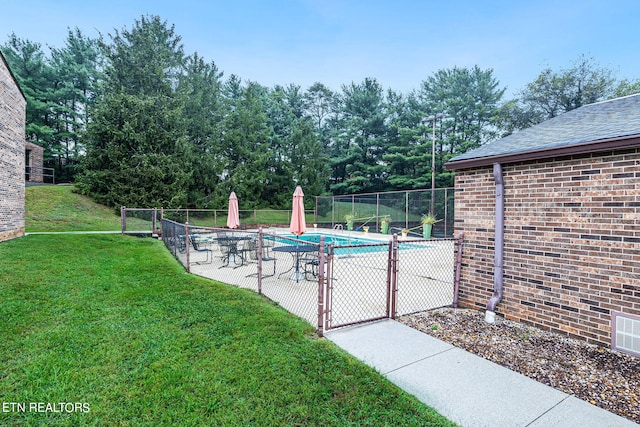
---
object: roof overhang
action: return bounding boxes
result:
[446,134,640,171]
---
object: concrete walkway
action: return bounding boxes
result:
[326,319,638,427]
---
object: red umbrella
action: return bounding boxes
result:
[289,186,307,236]
[226,191,240,229]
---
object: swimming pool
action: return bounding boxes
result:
[278,232,381,246]
[276,232,391,255]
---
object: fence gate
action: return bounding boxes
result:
[324,236,462,331]
[324,241,394,330]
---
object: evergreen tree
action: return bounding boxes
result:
[77,15,190,209]
[383,91,430,190]
[2,30,101,182]
[269,84,329,204]
[218,78,273,208]
[178,53,225,207]
[2,34,56,150]
[329,78,388,194]
[418,66,505,187]
[49,28,102,181]
[303,82,335,135]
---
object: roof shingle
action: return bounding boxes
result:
[448,93,640,166]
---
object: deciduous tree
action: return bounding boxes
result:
[498,56,616,133]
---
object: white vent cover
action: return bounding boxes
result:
[612,311,640,357]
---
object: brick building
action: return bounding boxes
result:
[447,94,640,355]
[25,140,44,183]
[0,50,27,242]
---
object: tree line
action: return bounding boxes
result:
[3,15,639,210]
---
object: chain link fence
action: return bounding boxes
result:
[325,236,462,329]
[161,220,322,325]
[315,187,455,238]
[161,219,463,335]
[122,207,314,235]
[122,187,454,238]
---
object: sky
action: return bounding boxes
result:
[3,0,640,98]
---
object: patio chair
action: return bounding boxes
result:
[301,251,321,281]
[211,230,225,260]
[189,234,213,264]
[217,231,254,268]
[217,237,239,268]
[245,236,277,277]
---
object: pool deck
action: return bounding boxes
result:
[187,227,455,326]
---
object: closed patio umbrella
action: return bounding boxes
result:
[289,186,306,236]
[227,191,240,229]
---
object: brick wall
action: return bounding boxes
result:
[455,148,640,347]
[0,54,26,242]
[25,140,44,183]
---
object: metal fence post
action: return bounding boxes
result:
[317,236,325,337]
[152,209,157,232]
[168,220,174,256]
[386,238,393,318]
[444,188,449,237]
[120,206,126,234]
[257,228,263,294]
[185,222,191,273]
[376,193,380,233]
[405,191,409,230]
[389,234,399,319]
[325,245,333,330]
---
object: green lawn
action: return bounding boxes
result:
[25,186,415,232]
[25,186,302,231]
[1,188,456,426]
[25,185,149,232]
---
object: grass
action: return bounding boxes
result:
[25,186,150,232]
[25,186,302,231]
[183,210,295,228]
[25,186,416,232]
[1,187,457,426]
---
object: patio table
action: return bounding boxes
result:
[216,235,252,268]
[273,244,317,282]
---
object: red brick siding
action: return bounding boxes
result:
[0,55,26,242]
[455,148,640,347]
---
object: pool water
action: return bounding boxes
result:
[279,233,379,246]
[275,232,432,257]
[276,232,390,255]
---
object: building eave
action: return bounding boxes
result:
[446,134,640,171]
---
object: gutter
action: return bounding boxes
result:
[486,163,504,323]
[445,134,640,171]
